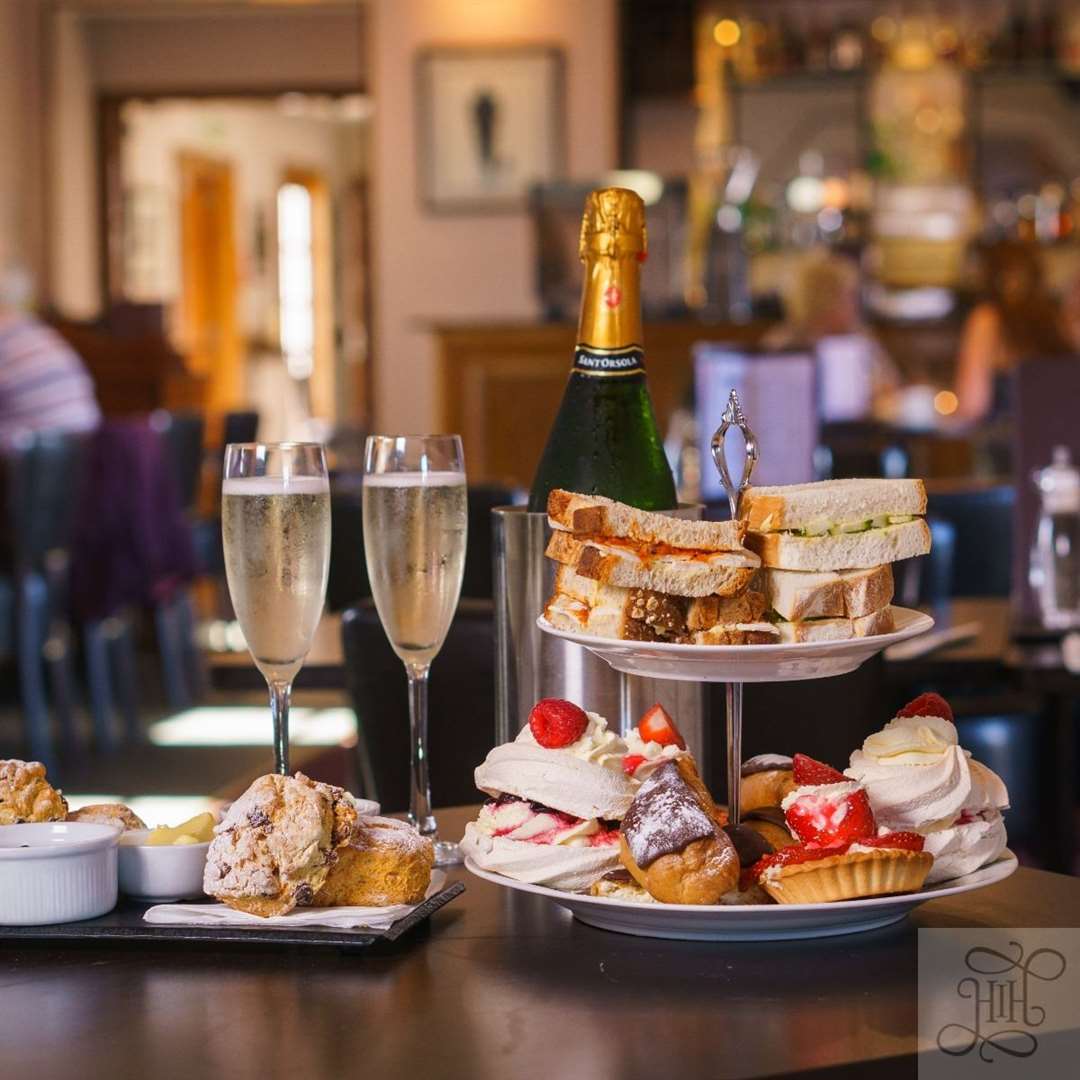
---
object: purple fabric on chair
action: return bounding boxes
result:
[70,419,198,622]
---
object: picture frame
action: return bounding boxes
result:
[416,45,566,213]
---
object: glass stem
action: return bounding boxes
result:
[407,663,437,837]
[269,679,292,776]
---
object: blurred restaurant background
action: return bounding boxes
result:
[1,0,1079,871]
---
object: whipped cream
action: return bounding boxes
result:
[780,780,861,813]
[846,713,1010,882]
[460,821,620,891]
[516,711,626,770]
[918,810,1008,884]
[846,715,1010,832]
[475,797,605,847]
[624,729,689,779]
[474,713,635,821]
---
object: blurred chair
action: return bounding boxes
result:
[895,516,956,608]
[928,487,1014,597]
[341,600,496,812]
[816,421,909,480]
[150,410,205,515]
[0,432,86,767]
[326,473,368,612]
[221,410,259,448]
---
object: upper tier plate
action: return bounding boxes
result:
[536,606,934,682]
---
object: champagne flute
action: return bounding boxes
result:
[362,435,467,865]
[222,442,331,775]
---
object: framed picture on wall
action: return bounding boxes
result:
[416,45,565,212]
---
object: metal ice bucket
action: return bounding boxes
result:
[492,506,706,764]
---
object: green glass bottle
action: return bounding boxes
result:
[527,188,678,513]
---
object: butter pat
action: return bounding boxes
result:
[147,812,215,846]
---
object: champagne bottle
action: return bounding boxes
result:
[527,188,678,512]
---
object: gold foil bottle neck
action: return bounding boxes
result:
[579,187,648,261]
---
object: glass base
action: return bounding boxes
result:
[432,839,463,867]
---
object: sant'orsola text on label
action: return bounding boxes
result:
[573,346,645,376]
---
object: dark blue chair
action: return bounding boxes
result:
[0,431,86,767]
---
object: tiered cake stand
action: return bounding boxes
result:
[466,392,1017,940]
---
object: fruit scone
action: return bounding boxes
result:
[845,693,1009,884]
[205,772,366,916]
[742,753,934,903]
[461,699,636,891]
[0,759,68,824]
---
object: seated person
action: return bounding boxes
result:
[0,263,101,444]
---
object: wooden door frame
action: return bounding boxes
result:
[96,84,373,425]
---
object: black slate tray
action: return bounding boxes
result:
[0,882,464,951]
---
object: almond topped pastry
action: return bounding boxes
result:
[203,773,361,917]
[0,759,68,825]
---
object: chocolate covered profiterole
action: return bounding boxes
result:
[740,754,795,813]
[618,758,739,904]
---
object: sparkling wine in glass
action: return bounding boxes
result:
[222,442,331,774]
[362,435,467,865]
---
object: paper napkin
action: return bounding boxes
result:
[143,870,446,931]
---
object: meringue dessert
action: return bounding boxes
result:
[462,699,634,891]
[845,693,1009,883]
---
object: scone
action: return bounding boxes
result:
[0,759,68,824]
[203,773,361,917]
[313,816,433,907]
[619,758,740,904]
[67,803,146,831]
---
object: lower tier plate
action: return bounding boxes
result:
[465,853,1016,941]
[537,606,934,682]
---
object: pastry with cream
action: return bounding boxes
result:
[618,757,741,904]
[620,703,693,780]
[744,754,933,903]
[461,699,635,891]
[844,693,1009,884]
[739,754,796,812]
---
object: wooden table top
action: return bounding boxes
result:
[2,805,1077,1080]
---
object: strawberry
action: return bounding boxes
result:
[792,753,845,785]
[528,698,588,749]
[637,704,686,749]
[858,831,925,852]
[745,841,850,886]
[896,692,953,723]
[622,754,646,776]
[785,786,876,847]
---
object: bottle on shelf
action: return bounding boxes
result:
[527,188,678,513]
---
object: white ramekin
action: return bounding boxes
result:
[118,831,209,901]
[0,822,120,925]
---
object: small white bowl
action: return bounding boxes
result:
[0,822,120,925]
[118,830,210,901]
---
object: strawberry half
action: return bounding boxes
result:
[785,786,876,847]
[792,753,845,786]
[896,692,953,723]
[622,754,646,777]
[857,831,925,852]
[528,698,589,749]
[637,704,686,749]
[745,841,850,886]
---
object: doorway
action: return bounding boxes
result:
[179,152,242,417]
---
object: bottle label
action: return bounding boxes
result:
[573,345,645,377]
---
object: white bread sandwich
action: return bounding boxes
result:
[740,479,930,572]
[771,606,895,643]
[544,565,777,645]
[764,565,893,622]
[545,489,760,599]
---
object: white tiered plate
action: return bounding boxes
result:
[465,852,1017,941]
[537,606,934,682]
